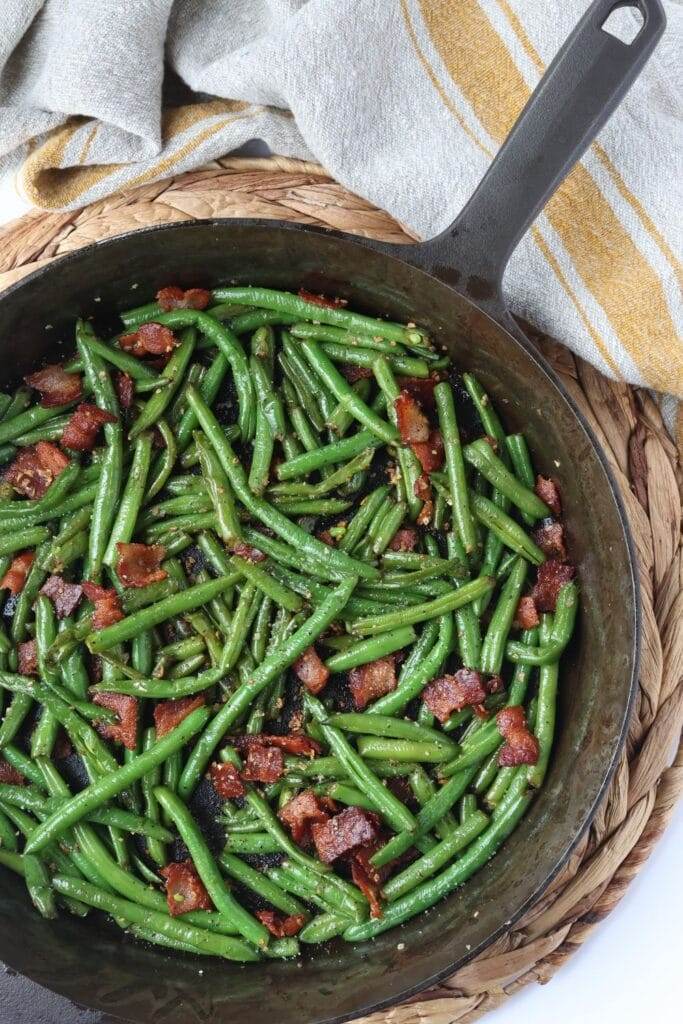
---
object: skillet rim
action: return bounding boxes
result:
[0,217,641,1024]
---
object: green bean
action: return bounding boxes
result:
[505,582,578,664]
[372,356,424,518]
[480,556,528,675]
[130,329,196,437]
[328,713,457,753]
[174,351,229,453]
[120,577,182,614]
[103,430,152,566]
[505,433,538,526]
[528,614,559,789]
[304,692,417,833]
[383,810,490,900]
[345,792,532,940]
[76,320,123,581]
[23,705,209,854]
[0,526,50,557]
[226,832,281,855]
[470,493,545,564]
[281,860,367,918]
[356,737,455,763]
[193,431,241,544]
[186,386,376,580]
[0,849,25,875]
[178,576,357,798]
[462,374,507,444]
[464,439,549,519]
[317,340,429,378]
[77,331,158,380]
[0,400,77,446]
[290,322,407,355]
[30,596,60,758]
[324,626,415,672]
[299,912,348,943]
[0,803,19,851]
[337,485,389,553]
[248,403,274,496]
[212,287,428,348]
[280,352,327,435]
[348,576,494,636]
[13,413,70,444]
[24,854,58,918]
[434,381,477,556]
[219,852,307,917]
[1,387,32,421]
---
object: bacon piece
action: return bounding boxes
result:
[414,473,434,526]
[40,575,83,618]
[232,734,321,758]
[232,541,267,563]
[311,806,381,864]
[120,322,177,357]
[17,639,37,676]
[535,476,562,517]
[160,860,213,917]
[209,761,245,799]
[513,595,540,630]
[279,790,335,846]
[398,375,439,414]
[92,692,139,751]
[53,729,73,760]
[154,694,206,739]
[293,646,330,695]
[411,428,444,473]
[348,655,398,710]
[82,581,124,630]
[532,521,567,560]
[116,542,167,589]
[0,758,26,785]
[388,528,418,552]
[496,705,539,767]
[61,403,117,451]
[24,364,82,408]
[395,391,429,443]
[350,847,384,918]
[298,288,347,309]
[0,551,35,595]
[3,442,69,499]
[317,529,335,547]
[240,744,284,784]
[340,364,373,383]
[156,285,211,312]
[531,559,576,613]
[255,910,307,938]
[422,669,489,723]
[114,371,135,410]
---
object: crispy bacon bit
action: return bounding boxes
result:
[411,428,444,473]
[114,371,135,410]
[395,391,429,443]
[17,639,37,676]
[0,758,25,785]
[209,761,245,799]
[532,521,567,560]
[53,729,73,760]
[240,744,284,784]
[92,692,139,750]
[496,705,539,767]
[340,364,373,383]
[350,848,384,918]
[160,860,213,917]
[535,476,562,517]
[3,442,69,499]
[154,694,206,739]
[312,806,381,864]
[414,473,434,526]
[82,582,124,630]
[388,528,418,552]
[255,910,307,938]
[24,364,82,408]
[398,375,439,414]
[0,551,35,595]
[156,286,211,312]
[116,542,167,589]
[349,655,398,710]
[40,575,83,618]
[232,541,267,563]
[298,288,347,309]
[279,790,335,846]
[293,646,330,695]
[513,595,540,630]
[232,734,321,758]
[423,669,489,723]
[531,559,575,613]
[61,403,117,451]
[120,322,177,357]
[317,529,335,547]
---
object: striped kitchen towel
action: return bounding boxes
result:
[0,1,681,408]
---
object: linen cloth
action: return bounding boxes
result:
[0,0,681,408]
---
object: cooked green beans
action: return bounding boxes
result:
[0,281,576,958]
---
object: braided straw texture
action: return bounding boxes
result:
[0,157,680,1024]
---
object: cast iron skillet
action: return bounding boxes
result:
[0,2,664,1022]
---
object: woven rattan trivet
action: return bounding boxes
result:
[0,157,680,1024]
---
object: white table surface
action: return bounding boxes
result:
[0,180,680,1024]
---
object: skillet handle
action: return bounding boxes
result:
[409,0,666,302]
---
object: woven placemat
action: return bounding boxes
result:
[0,157,681,1024]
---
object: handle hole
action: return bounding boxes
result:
[601,4,644,44]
